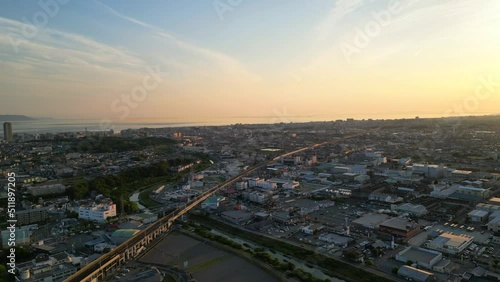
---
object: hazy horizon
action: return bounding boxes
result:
[1,0,499,121]
[3,111,500,120]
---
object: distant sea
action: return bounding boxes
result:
[3,116,343,134]
[4,112,497,135]
[0,118,304,135]
[5,116,331,134]
[4,119,203,134]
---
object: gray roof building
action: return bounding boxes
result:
[398,265,435,282]
[396,246,442,269]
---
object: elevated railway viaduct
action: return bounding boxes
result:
[65,133,366,282]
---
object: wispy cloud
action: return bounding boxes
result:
[0,17,147,82]
[358,0,500,65]
[315,0,365,40]
[96,1,260,82]
[306,0,500,70]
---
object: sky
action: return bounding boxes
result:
[0,0,499,123]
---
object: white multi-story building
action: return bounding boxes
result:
[256,181,277,190]
[236,181,248,190]
[78,203,117,222]
[242,191,270,203]
[248,178,261,188]
[412,163,445,178]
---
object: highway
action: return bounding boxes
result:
[64,131,369,282]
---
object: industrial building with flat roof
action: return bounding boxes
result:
[221,210,254,225]
[486,197,500,205]
[396,246,443,269]
[352,213,390,230]
[391,203,428,217]
[454,185,491,200]
[487,211,500,232]
[427,232,473,254]
[397,265,435,282]
[378,217,420,239]
[467,210,489,222]
[318,233,354,248]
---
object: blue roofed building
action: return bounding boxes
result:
[201,196,226,210]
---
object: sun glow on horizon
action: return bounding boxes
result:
[0,0,499,121]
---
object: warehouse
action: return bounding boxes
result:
[396,246,442,269]
[221,210,254,225]
[467,210,489,222]
[398,265,435,282]
[427,232,473,254]
[378,217,420,239]
[319,233,354,248]
[352,213,390,230]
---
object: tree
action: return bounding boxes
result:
[69,181,89,200]
[392,266,399,274]
[344,252,358,261]
[65,211,79,218]
[0,264,7,282]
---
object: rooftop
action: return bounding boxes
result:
[432,232,473,248]
[487,197,500,205]
[398,265,434,280]
[452,170,473,175]
[353,213,390,228]
[319,233,353,245]
[395,203,427,213]
[468,210,489,217]
[380,217,418,231]
[111,229,140,238]
[398,247,441,264]
[457,185,488,192]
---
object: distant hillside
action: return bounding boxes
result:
[0,115,37,121]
